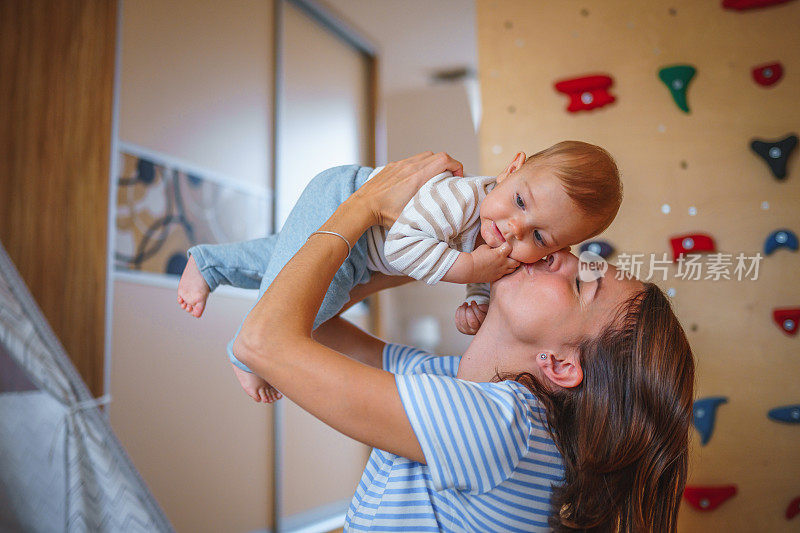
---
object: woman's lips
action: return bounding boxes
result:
[524,255,554,275]
[492,221,505,242]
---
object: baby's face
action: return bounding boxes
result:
[479,165,597,263]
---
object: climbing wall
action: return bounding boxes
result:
[476,1,800,531]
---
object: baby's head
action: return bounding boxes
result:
[479,140,622,263]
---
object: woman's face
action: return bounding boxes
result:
[491,248,643,356]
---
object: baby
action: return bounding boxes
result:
[177,141,622,402]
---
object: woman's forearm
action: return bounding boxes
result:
[315,273,416,367]
[226,154,463,463]
[312,316,384,368]
[340,272,415,314]
[236,198,374,350]
[230,196,426,463]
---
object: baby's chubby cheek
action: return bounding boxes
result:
[509,246,548,264]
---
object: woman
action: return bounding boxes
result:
[233,153,695,532]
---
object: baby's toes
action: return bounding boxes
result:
[190,301,205,318]
[266,388,282,403]
[264,389,276,403]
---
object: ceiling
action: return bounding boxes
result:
[319,0,478,95]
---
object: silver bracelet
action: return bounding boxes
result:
[309,230,352,258]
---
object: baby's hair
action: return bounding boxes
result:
[522,141,622,239]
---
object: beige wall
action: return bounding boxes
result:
[380,83,483,355]
[112,1,382,530]
[111,282,271,533]
[112,1,274,531]
[477,0,800,531]
[119,0,271,189]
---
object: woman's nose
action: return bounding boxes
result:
[550,248,578,273]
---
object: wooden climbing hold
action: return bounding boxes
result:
[669,233,716,262]
[773,308,800,335]
[764,229,798,255]
[658,65,696,113]
[750,134,798,180]
[684,485,737,511]
[553,74,616,113]
[752,62,784,87]
[768,405,800,424]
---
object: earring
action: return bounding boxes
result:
[539,353,548,360]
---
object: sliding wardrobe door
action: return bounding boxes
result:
[273,0,377,530]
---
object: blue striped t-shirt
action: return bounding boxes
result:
[344,343,565,532]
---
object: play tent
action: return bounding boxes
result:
[0,241,173,532]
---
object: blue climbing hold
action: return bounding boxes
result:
[768,405,800,424]
[579,240,614,259]
[693,397,728,445]
[764,229,798,255]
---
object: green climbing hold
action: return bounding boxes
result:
[658,65,696,113]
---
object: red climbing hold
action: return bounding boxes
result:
[773,308,800,336]
[752,62,784,87]
[683,485,737,512]
[722,0,796,10]
[553,74,616,113]
[787,497,800,520]
[669,233,716,262]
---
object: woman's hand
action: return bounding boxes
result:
[351,152,464,229]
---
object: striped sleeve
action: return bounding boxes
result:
[464,282,490,305]
[384,173,483,285]
[382,343,460,377]
[395,374,532,494]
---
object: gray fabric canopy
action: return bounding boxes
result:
[0,241,173,533]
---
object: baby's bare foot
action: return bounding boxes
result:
[231,363,283,403]
[177,255,210,318]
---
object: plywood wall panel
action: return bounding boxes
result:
[477,1,800,531]
[0,0,117,396]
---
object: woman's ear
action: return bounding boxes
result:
[537,349,583,389]
[496,152,527,184]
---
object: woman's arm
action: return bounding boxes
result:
[315,272,416,369]
[234,153,463,463]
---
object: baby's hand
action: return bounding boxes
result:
[470,243,520,282]
[455,301,488,335]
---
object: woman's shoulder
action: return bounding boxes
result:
[382,343,460,377]
[383,343,546,415]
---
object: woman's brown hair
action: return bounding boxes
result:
[498,282,695,531]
